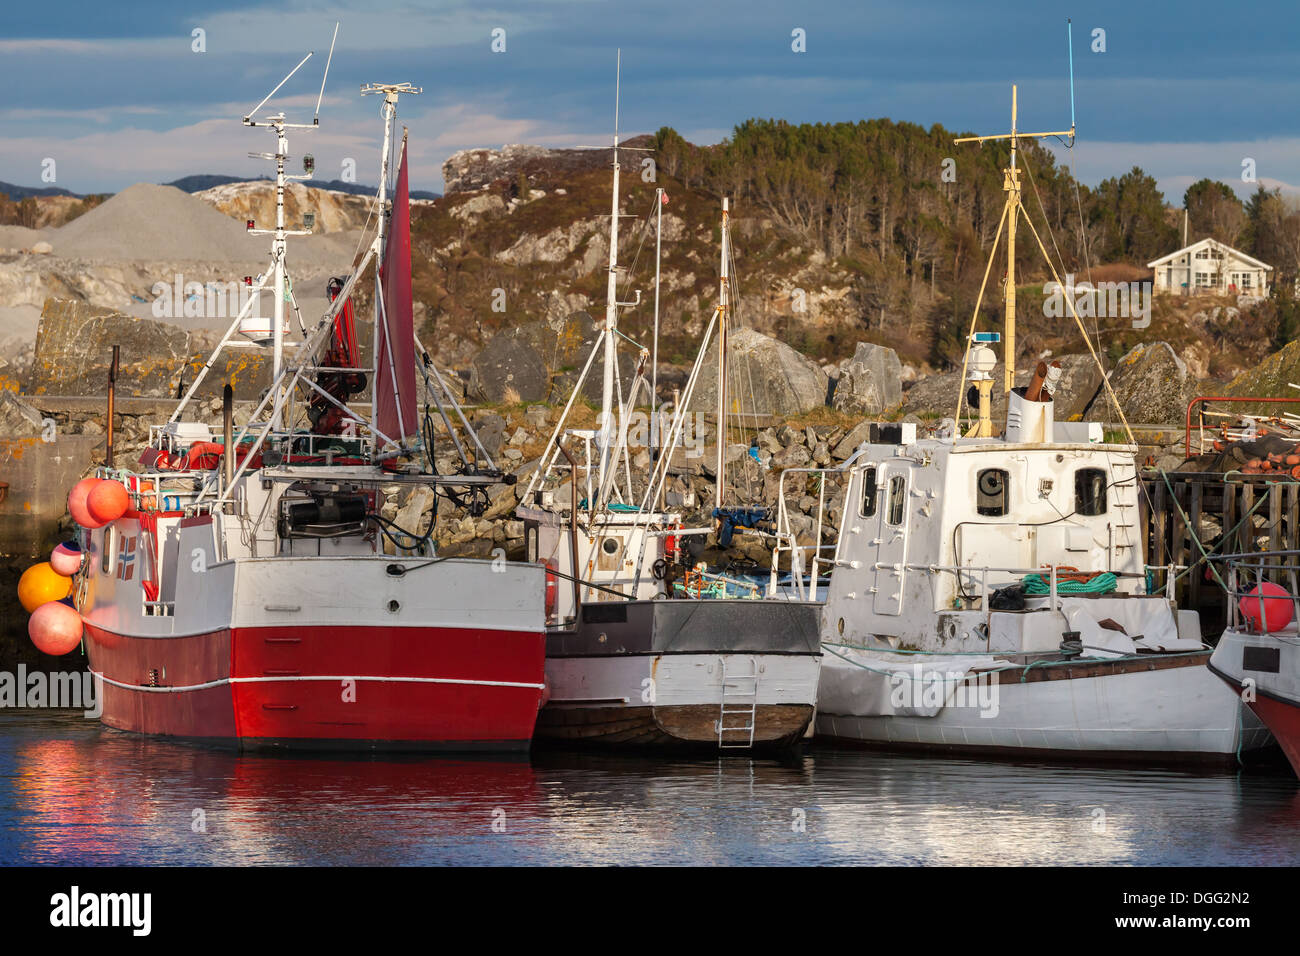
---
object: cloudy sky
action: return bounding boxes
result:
[2,0,1298,203]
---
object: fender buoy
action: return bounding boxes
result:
[50,541,84,576]
[1240,581,1295,633]
[18,562,72,613]
[87,481,129,524]
[28,600,83,655]
[68,478,104,528]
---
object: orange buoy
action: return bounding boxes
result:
[87,480,130,525]
[49,541,85,575]
[18,562,73,613]
[68,478,104,528]
[28,600,83,655]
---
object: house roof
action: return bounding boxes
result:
[1147,237,1273,271]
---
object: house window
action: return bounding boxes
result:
[1075,468,1107,516]
[885,476,906,526]
[976,468,1008,517]
[1241,273,1253,289]
[859,466,878,518]
[1195,272,1215,288]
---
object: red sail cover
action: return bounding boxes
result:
[376,135,416,447]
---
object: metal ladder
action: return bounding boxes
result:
[717,656,759,749]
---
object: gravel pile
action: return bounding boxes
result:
[51,183,356,269]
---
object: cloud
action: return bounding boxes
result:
[1047,137,1300,203]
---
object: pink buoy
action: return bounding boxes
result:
[50,540,84,576]
[68,478,104,528]
[28,600,83,656]
[87,480,129,525]
[1239,581,1295,633]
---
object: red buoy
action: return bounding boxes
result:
[1239,581,1295,633]
[28,600,83,655]
[50,541,84,576]
[68,478,104,528]
[87,480,130,525]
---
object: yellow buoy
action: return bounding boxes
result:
[18,562,73,614]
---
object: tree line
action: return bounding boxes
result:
[653,119,1300,364]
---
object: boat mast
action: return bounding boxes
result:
[954,85,1074,400]
[240,31,338,429]
[597,52,624,503]
[715,198,730,509]
[361,82,421,451]
[651,186,663,463]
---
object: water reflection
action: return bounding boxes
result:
[1,713,1297,865]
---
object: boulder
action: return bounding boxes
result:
[831,421,873,460]
[1042,354,1104,421]
[0,390,45,437]
[29,298,272,400]
[1086,342,1194,425]
[900,354,1103,422]
[467,311,636,404]
[832,342,903,415]
[687,327,829,418]
[471,411,506,456]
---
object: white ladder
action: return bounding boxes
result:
[717,656,759,749]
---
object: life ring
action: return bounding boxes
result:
[185,441,226,470]
[542,558,558,619]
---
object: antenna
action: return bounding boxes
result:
[614,48,621,139]
[1067,18,1076,137]
[245,51,314,123]
[315,21,340,122]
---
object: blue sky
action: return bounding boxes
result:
[2,0,1298,203]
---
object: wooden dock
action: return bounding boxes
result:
[1141,472,1300,628]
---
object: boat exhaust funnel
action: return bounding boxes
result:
[1006,360,1062,443]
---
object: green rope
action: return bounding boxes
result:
[1021,572,1118,595]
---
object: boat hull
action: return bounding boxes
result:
[817,650,1272,765]
[1209,627,1300,777]
[538,598,822,750]
[85,622,545,751]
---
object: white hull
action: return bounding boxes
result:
[817,656,1271,761]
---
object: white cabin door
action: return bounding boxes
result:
[872,464,911,615]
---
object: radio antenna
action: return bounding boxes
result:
[246,51,313,122]
[1067,18,1076,137]
[315,22,340,122]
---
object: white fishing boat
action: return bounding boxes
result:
[776,84,1269,764]
[517,53,821,750]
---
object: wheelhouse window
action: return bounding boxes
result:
[976,468,1008,517]
[1075,468,1107,516]
[885,476,906,526]
[859,466,878,518]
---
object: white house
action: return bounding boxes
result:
[1147,238,1272,297]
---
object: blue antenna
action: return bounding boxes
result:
[1067,18,1076,134]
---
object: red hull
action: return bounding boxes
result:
[1247,693,1300,778]
[84,622,545,752]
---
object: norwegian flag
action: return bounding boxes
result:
[117,535,136,582]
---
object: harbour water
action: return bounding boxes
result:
[2,711,1299,866]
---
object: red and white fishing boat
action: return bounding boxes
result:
[1209,553,1300,777]
[70,52,545,751]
